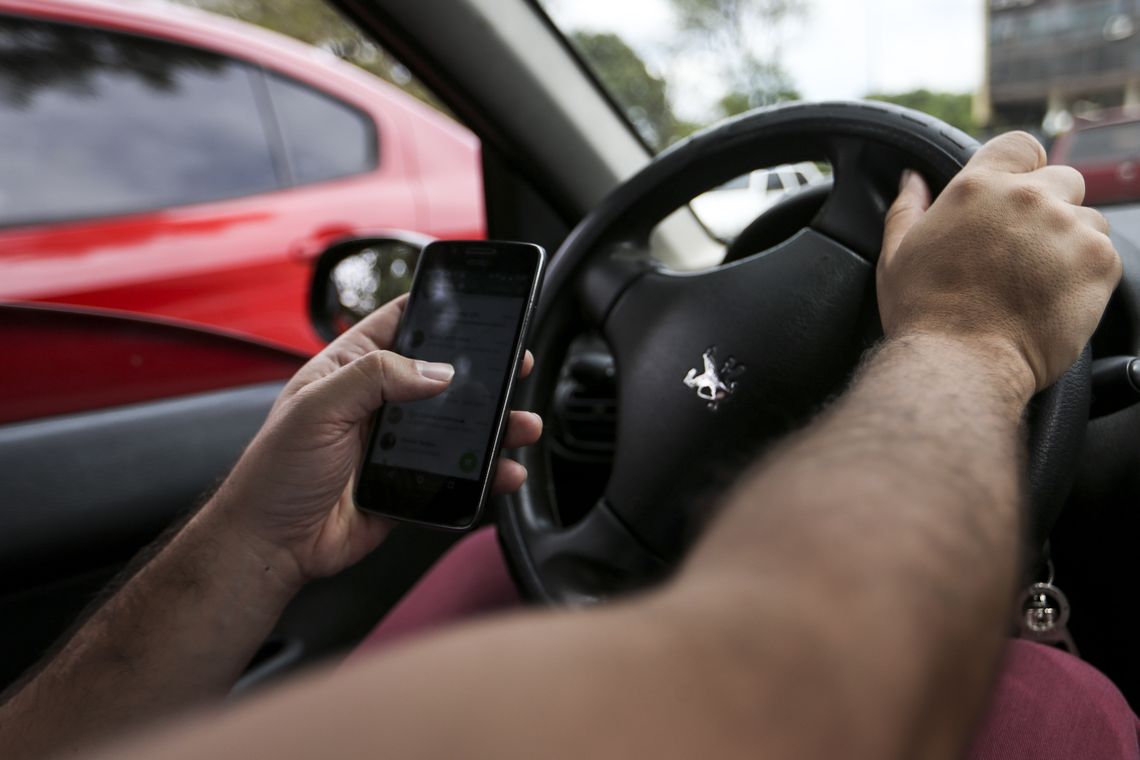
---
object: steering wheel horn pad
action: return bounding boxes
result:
[499,101,1089,605]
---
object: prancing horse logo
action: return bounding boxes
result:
[683,347,744,411]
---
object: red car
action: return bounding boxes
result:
[0,0,485,354]
[1051,110,1140,207]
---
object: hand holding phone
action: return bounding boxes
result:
[355,240,546,529]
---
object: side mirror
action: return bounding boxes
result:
[309,233,432,341]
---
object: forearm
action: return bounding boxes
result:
[0,496,298,759]
[91,333,1034,760]
[663,332,1033,758]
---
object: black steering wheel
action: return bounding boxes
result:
[499,101,1090,605]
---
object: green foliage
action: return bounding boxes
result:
[174,0,445,112]
[867,89,976,135]
[570,31,680,150]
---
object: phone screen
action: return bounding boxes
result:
[355,241,544,529]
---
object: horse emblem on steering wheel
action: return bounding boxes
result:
[683,347,744,411]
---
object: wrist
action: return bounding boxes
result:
[886,330,1036,409]
[195,493,308,603]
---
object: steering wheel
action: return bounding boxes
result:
[498,101,1091,605]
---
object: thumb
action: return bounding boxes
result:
[881,170,932,266]
[300,350,453,423]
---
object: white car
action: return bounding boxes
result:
[691,162,828,240]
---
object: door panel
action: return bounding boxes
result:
[0,382,284,590]
[0,382,280,690]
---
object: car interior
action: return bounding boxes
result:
[3,0,1140,723]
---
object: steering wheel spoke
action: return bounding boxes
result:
[576,242,656,325]
[811,135,901,260]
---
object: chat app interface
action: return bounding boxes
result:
[371,260,531,481]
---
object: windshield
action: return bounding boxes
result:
[540,0,985,149]
[541,0,1140,235]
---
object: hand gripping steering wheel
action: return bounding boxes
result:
[498,101,1090,605]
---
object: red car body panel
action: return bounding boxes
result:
[0,0,485,356]
[1051,111,1140,207]
[0,304,306,425]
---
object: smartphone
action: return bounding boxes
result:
[354,240,546,530]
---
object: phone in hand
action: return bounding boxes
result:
[354,240,546,530]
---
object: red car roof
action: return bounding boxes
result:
[0,0,472,144]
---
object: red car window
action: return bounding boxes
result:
[266,72,378,184]
[0,14,282,227]
[1068,123,1140,164]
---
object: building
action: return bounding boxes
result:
[978,0,1140,134]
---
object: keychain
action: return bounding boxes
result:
[1015,556,1078,656]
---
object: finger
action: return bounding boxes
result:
[1028,164,1085,205]
[969,131,1047,174]
[300,349,452,423]
[325,294,410,358]
[490,458,528,495]
[1075,205,1110,235]
[881,170,932,267]
[520,350,535,379]
[502,411,543,449]
[287,295,412,398]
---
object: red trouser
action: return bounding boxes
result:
[349,528,1140,759]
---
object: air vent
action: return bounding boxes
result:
[552,350,617,456]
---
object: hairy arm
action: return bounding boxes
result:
[91,134,1119,759]
[97,333,1029,760]
[0,502,297,758]
[0,297,541,759]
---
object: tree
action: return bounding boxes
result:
[670,0,805,118]
[570,31,683,150]
[174,0,443,111]
[867,89,976,135]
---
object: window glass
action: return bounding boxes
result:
[1068,123,1140,164]
[765,173,782,192]
[0,15,279,226]
[267,73,377,185]
[794,171,809,185]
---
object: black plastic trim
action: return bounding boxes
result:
[0,382,283,592]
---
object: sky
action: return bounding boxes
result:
[543,0,984,122]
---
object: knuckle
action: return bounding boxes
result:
[1009,182,1046,210]
[366,350,393,381]
[1100,240,1122,280]
[947,171,986,201]
[1005,130,1047,166]
[1059,164,1086,193]
[1083,234,1120,277]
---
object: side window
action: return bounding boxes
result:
[1067,124,1140,164]
[0,15,279,226]
[266,73,377,185]
[765,173,782,192]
